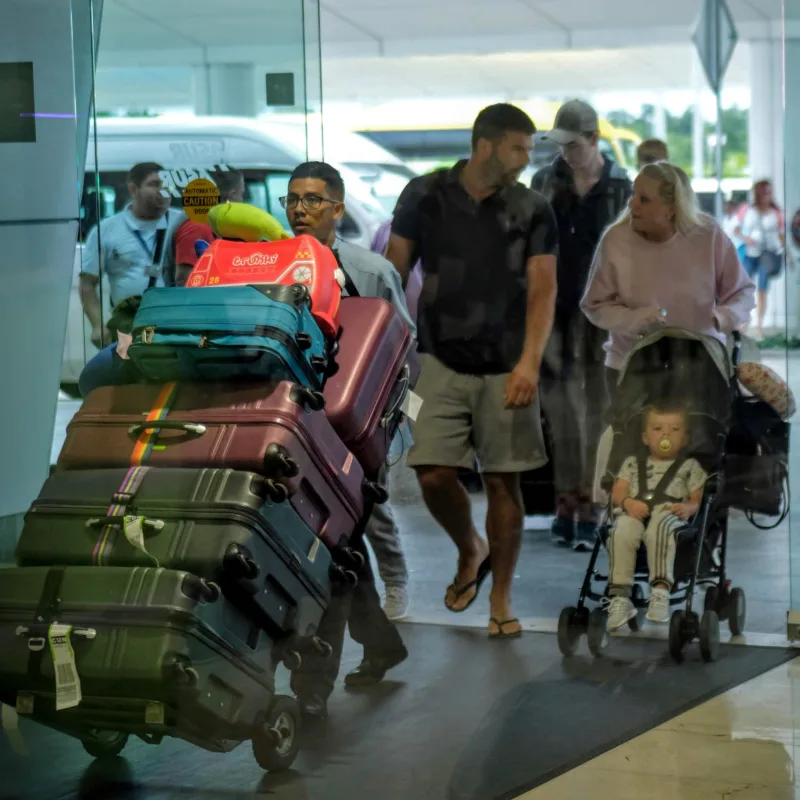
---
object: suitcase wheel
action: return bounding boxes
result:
[264,445,300,479]
[330,564,359,587]
[311,637,333,659]
[295,332,313,351]
[290,283,312,308]
[289,385,326,412]
[170,660,200,689]
[363,481,389,505]
[281,650,302,671]
[81,730,129,760]
[224,545,260,581]
[265,479,289,503]
[309,355,328,372]
[340,547,365,571]
[181,575,222,604]
[252,695,302,772]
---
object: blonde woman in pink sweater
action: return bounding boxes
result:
[581,162,755,387]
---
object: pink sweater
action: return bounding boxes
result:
[581,217,755,369]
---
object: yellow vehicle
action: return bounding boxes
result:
[347,100,635,177]
[612,125,644,175]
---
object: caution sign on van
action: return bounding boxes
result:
[182,178,220,223]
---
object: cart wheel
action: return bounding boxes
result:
[704,586,719,615]
[587,607,608,658]
[557,606,583,657]
[253,696,302,772]
[727,587,746,637]
[363,481,389,505]
[199,580,221,604]
[628,584,647,632]
[699,609,720,662]
[669,610,686,663]
[81,730,130,760]
[282,650,302,672]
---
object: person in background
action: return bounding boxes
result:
[582,161,755,385]
[735,179,786,340]
[531,99,631,551]
[722,197,746,262]
[385,104,558,640]
[636,138,669,169]
[283,161,414,719]
[80,162,183,348]
[165,169,245,288]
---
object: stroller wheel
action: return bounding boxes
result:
[669,610,686,663]
[557,606,582,657]
[699,610,721,662]
[628,584,647,632]
[587,608,608,658]
[727,587,747,637]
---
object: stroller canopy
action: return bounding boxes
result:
[609,328,734,428]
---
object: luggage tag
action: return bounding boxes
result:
[123,516,161,567]
[2,704,29,755]
[48,624,82,712]
[401,390,424,422]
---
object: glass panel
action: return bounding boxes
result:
[62,0,323,398]
[785,1,800,626]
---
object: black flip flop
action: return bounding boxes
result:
[488,617,522,640]
[444,556,492,613]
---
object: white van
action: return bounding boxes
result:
[62,116,390,390]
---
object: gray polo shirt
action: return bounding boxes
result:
[82,206,183,305]
[334,237,416,339]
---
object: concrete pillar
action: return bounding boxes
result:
[194,63,258,117]
[691,53,705,180]
[0,0,98,558]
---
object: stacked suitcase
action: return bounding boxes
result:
[0,235,417,772]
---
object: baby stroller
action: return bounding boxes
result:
[557,328,775,664]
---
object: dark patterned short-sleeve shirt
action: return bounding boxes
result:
[392,161,558,375]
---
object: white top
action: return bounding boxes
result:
[739,207,784,258]
[81,206,183,306]
[617,456,707,501]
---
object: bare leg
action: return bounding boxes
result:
[416,466,489,611]
[483,473,524,636]
[756,289,767,338]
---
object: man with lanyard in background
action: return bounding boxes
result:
[531,100,631,551]
[79,161,183,348]
[282,161,414,720]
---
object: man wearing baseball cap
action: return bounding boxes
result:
[532,99,631,552]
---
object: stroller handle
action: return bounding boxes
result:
[731,330,742,367]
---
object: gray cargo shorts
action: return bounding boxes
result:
[406,353,548,474]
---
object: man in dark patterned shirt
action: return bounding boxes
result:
[385,104,558,639]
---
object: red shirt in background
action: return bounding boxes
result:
[174,219,214,267]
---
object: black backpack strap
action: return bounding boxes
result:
[337,263,360,298]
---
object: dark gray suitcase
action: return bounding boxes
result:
[0,566,275,750]
[17,467,333,639]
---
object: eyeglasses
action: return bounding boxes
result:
[279,193,338,211]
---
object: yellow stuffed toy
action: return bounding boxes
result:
[208,202,292,242]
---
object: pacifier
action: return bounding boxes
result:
[659,438,672,453]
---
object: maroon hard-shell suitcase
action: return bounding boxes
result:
[323,297,419,476]
[57,381,365,548]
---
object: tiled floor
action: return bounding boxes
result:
[521,655,800,799]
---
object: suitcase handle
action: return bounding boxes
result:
[380,364,411,428]
[85,516,165,531]
[16,625,96,651]
[128,421,207,437]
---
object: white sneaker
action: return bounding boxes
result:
[606,596,636,632]
[383,585,409,621]
[646,587,671,624]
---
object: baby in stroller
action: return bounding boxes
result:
[606,402,708,632]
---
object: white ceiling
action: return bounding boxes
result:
[94,0,786,106]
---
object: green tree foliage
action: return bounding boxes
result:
[609,105,748,178]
